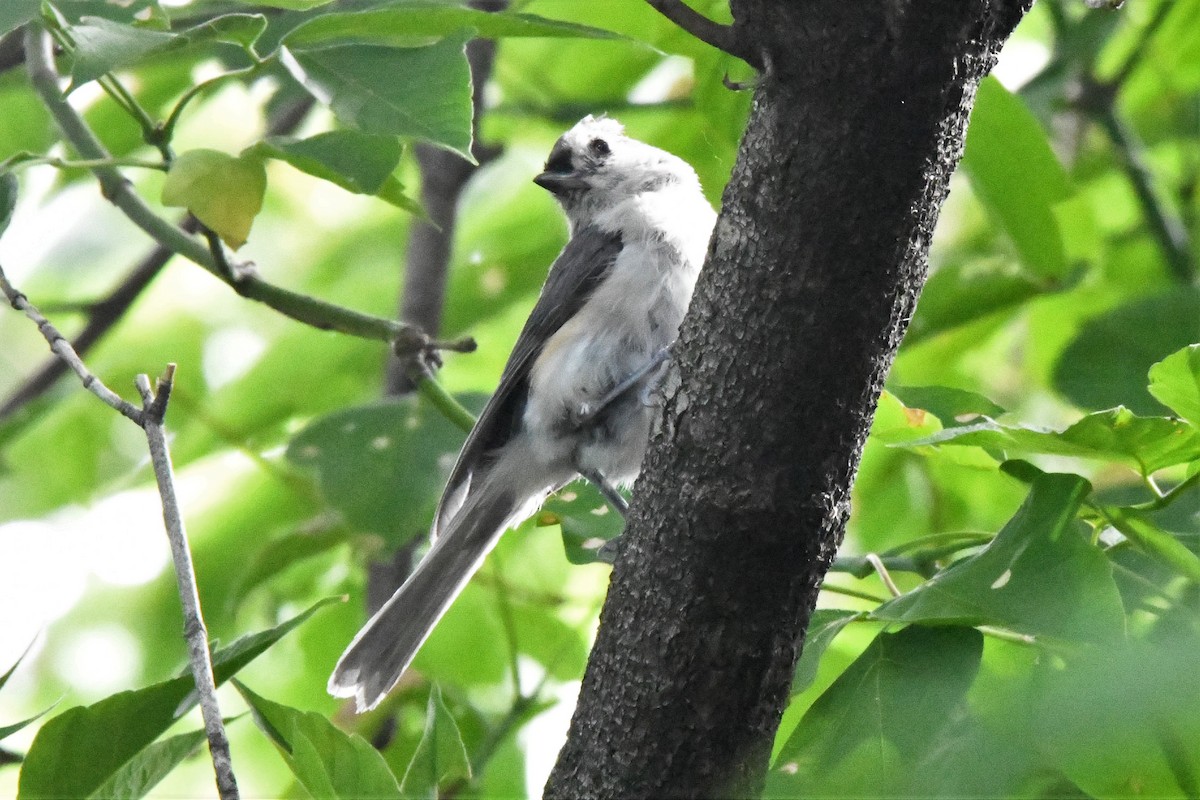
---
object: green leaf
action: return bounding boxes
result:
[874,473,1126,643]
[1149,344,1200,429]
[17,598,337,800]
[1054,288,1200,415]
[401,685,471,797]
[1035,636,1200,798]
[281,35,474,160]
[283,5,625,49]
[1101,506,1200,583]
[790,610,862,696]
[537,481,625,564]
[0,703,56,743]
[0,0,45,38]
[868,390,944,445]
[888,385,1006,427]
[376,174,426,217]
[177,13,269,52]
[161,149,266,249]
[89,728,208,800]
[236,682,402,800]
[247,131,403,195]
[66,12,268,90]
[962,77,1089,279]
[766,626,984,797]
[231,0,335,9]
[0,636,32,692]
[67,17,178,91]
[907,407,1200,476]
[230,522,350,608]
[907,260,1049,344]
[286,396,483,549]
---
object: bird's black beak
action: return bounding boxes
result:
[534,141,588,195]
[533,170,588,195]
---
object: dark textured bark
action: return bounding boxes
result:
[545,1,1031,797]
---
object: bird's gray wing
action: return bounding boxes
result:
[432,225,624,535]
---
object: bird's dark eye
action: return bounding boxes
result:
[589,138,610,156]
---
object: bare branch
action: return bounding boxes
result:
[0,217,196,421]
[0,263,144,425]
[1096,107,1196,283]
[644,0,760,69]
[1071,6,1196,284]
[0,29,24,77]
[135,369,239,800]
[0,96,313,424]
[2,266,239,796]
[385,25,503,395]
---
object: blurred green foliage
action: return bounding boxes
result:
[0,0,1199,797]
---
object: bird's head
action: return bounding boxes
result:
[534,116,698,219]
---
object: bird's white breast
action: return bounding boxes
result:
[523,184,715,464]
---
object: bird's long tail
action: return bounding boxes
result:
[327,462,533,712]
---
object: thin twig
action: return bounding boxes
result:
[0,216,198,422]
[1108,1,1173,90]
[0,95,313,424]
[22,26,423,341]
[819,583,889,604]
[1094,105,1196,283]
[135,369,239,800]
[1,264,238,795]
[1073,5,1196,284]
[644,0,760,69]
[865,553,903,598]
[0,263,144,425]
[412,368,477,434]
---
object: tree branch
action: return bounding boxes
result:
[0,217,197,421]
[1,266,240,796]
[1073,4,1196,284]
[135,368,239,800]
[385,16,504,395]
[21,25,423,342]
[0,29,24,77]
[0,263,144,424]
[1092,106,1195,284]
[0,95,314,424]
[545,0,1032,795]
[644,0,761,69]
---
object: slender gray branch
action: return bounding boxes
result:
[0,263,144,424]
[1,263,239,796]
[135,369,239,800]
[0,217,196,422]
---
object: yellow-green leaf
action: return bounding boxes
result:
[162,149,266,249]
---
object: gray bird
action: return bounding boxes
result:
[328,116,716,712]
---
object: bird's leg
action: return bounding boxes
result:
[576,465,628,565]
[577,466,629,517]
[574,346,671,430]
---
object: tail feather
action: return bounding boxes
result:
[327,480,520,712]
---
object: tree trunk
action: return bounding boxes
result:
[545,1,1031,797]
